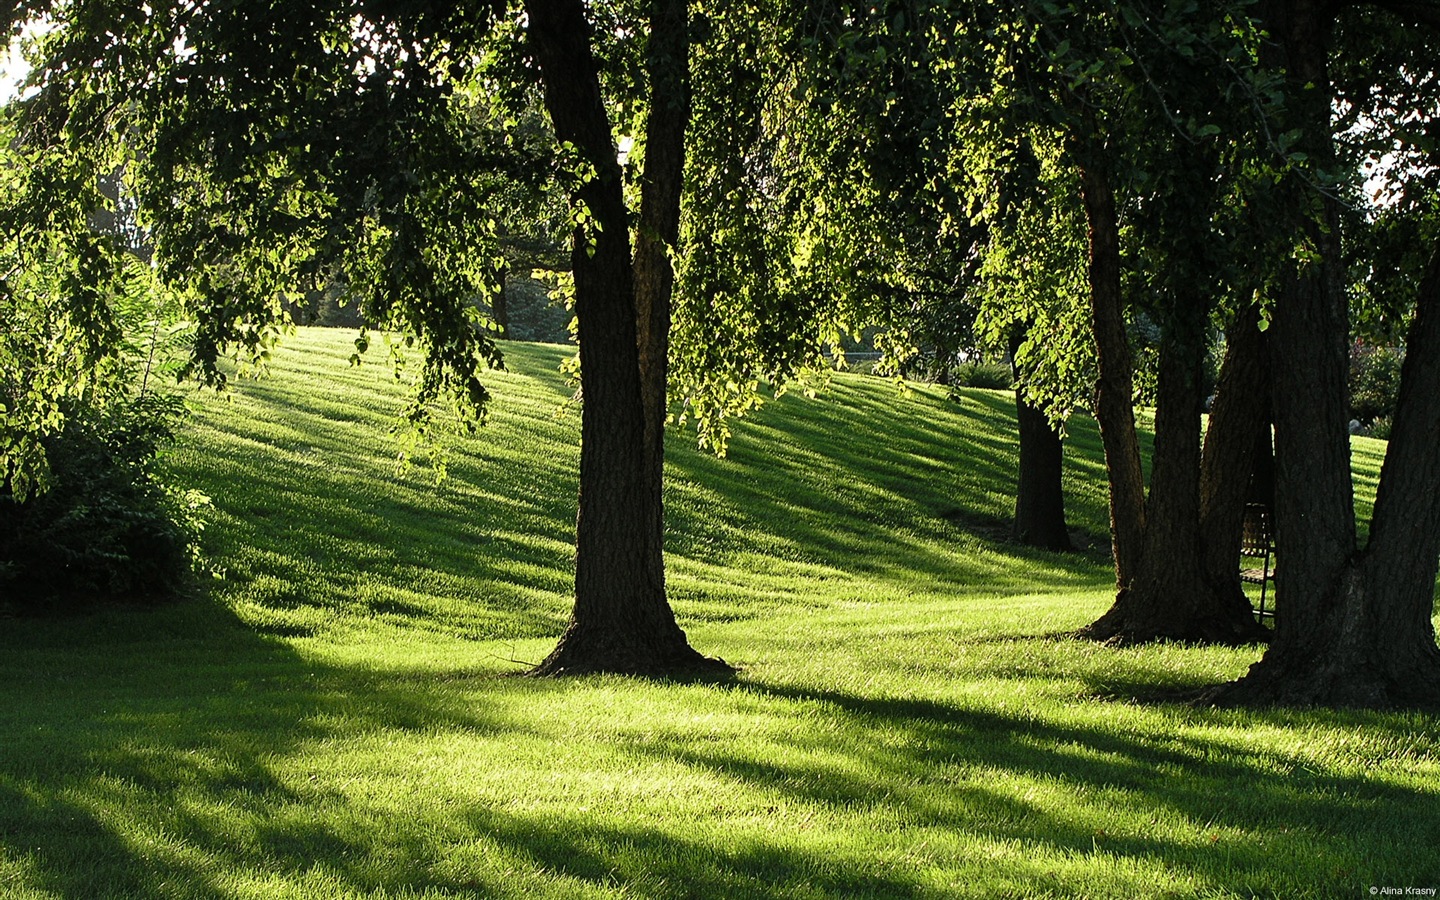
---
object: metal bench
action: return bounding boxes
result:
[1239,503,1274,621]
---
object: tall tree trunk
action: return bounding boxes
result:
[1264,2,1358,650]
[1348,243,1440,702]
[1081,293,1270,644]
[1078,161,1146,588]
[1210,0,1440,709]
[1197,305,1271,613]
[1009,328,1072,551]
[525,0,729,677]
[633,0,689,647]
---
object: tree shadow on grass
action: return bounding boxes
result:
[649,680,1436,893]
[0,599,916,899]
[3,601,1433,898]
[0,599,521,898]
[234,810,929,900]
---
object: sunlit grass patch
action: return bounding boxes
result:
[2,327,1437,899]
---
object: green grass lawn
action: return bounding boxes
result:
[2,327,1437,899]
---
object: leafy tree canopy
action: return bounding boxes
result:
[2,0,551,487]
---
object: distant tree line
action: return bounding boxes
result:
[285,274,572,345]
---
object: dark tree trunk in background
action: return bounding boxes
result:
[1211,0,1440,708]
[493,264,511,339]
[525,0,729,677]
[1077,161,1146,588]
[1009,329,1072,551]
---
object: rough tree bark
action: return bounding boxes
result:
[1209,0,1440,708]
[525,0,730,677]
[1077,135,1270,645]
[1081,294,1270,644]
[1197,306,1271,611]
[632,0,688,648]
[1217,242,1440,708]
[1008,328,1073,551]
[1077,160,1146,588]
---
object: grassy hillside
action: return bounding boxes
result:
[1,328,1435,899]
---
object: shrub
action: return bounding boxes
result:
[0,395,206,612]
[1365,415,1393,441]
[953,362,1015,391]
[1348,341,1404,425]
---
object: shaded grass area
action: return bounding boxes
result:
[2,328,1437,898]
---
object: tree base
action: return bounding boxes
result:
[1077,584,1272,647]
[529,624,736,679]
[1013,526,1075,553]
[1200,647,1440,711]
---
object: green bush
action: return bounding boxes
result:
[1348,341,1404,425]
[953,362,1015,390]
[1366,415,1393,441]
[0,395,206,612]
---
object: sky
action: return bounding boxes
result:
[1,29,39,105]
[1,41,25,104]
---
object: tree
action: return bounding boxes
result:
[1209,0,1440,708]
[673,1,1085,558]
[8,0,729,677]
[963,124,1097,555]
[1009,327,1073,551]
[524,0,729,676]
[952,2,1275,644]
[1075,125,1273,645]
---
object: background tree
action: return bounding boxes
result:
[948,1,1280,644]
[675,1,1084,555]
[1008,326,1073,550]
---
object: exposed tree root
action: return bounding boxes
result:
[529,625,735,679]
[1078,584,1272,648]
[1199,649,1440,712]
